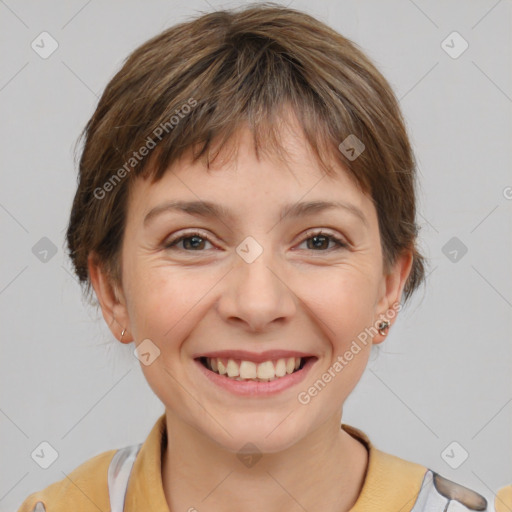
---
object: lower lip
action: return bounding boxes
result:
[194,357,317,397]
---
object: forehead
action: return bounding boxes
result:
[127,118,374,227]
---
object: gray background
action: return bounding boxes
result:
[1,0,511,510]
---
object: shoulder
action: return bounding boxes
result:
[371,450,508,512]
[16,448,118,512]
[343,424,509,512]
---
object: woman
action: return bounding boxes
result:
[18,3,510,512]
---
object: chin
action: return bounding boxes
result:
[204,414,308,455]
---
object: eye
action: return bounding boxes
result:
[297,230,348,251]
[163,231,215,251]
[163,229,348,253]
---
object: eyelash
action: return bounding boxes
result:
[163,229,348,253]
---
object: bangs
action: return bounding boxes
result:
[104,32,372,192]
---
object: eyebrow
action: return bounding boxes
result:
[143,199,368,227]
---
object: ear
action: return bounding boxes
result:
[88,252,132,344]
[373,250,414,345]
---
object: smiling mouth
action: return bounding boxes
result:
[196,356,312,382]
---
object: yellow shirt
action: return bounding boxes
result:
[17,413,510,512]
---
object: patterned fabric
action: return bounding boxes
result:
[107,443,142,512]
[410,470,488,511]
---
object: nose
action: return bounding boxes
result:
[216,249,296,333]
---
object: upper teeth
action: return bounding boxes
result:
[206,357,302,380]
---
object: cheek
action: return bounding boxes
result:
[124,266,202,397]
[125,262,217,342]
[304,270,377,400]
[296,265,380,340]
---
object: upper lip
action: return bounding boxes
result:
[194,350,317,364]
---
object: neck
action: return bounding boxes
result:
[161,410,369,512]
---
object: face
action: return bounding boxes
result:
[91,116,411,454]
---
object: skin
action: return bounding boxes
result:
[89,113,413,512]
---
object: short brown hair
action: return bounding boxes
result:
[66,2,426,305]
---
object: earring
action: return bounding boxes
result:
[120,328,126,342]
[377,320,390,336]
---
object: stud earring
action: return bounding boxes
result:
[120,328,126,342]
[377,320,390,336]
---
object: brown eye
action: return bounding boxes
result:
[164,232,214,251]
[180,235,207,250]
[299,230,347,251]
[308,234,330,250]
